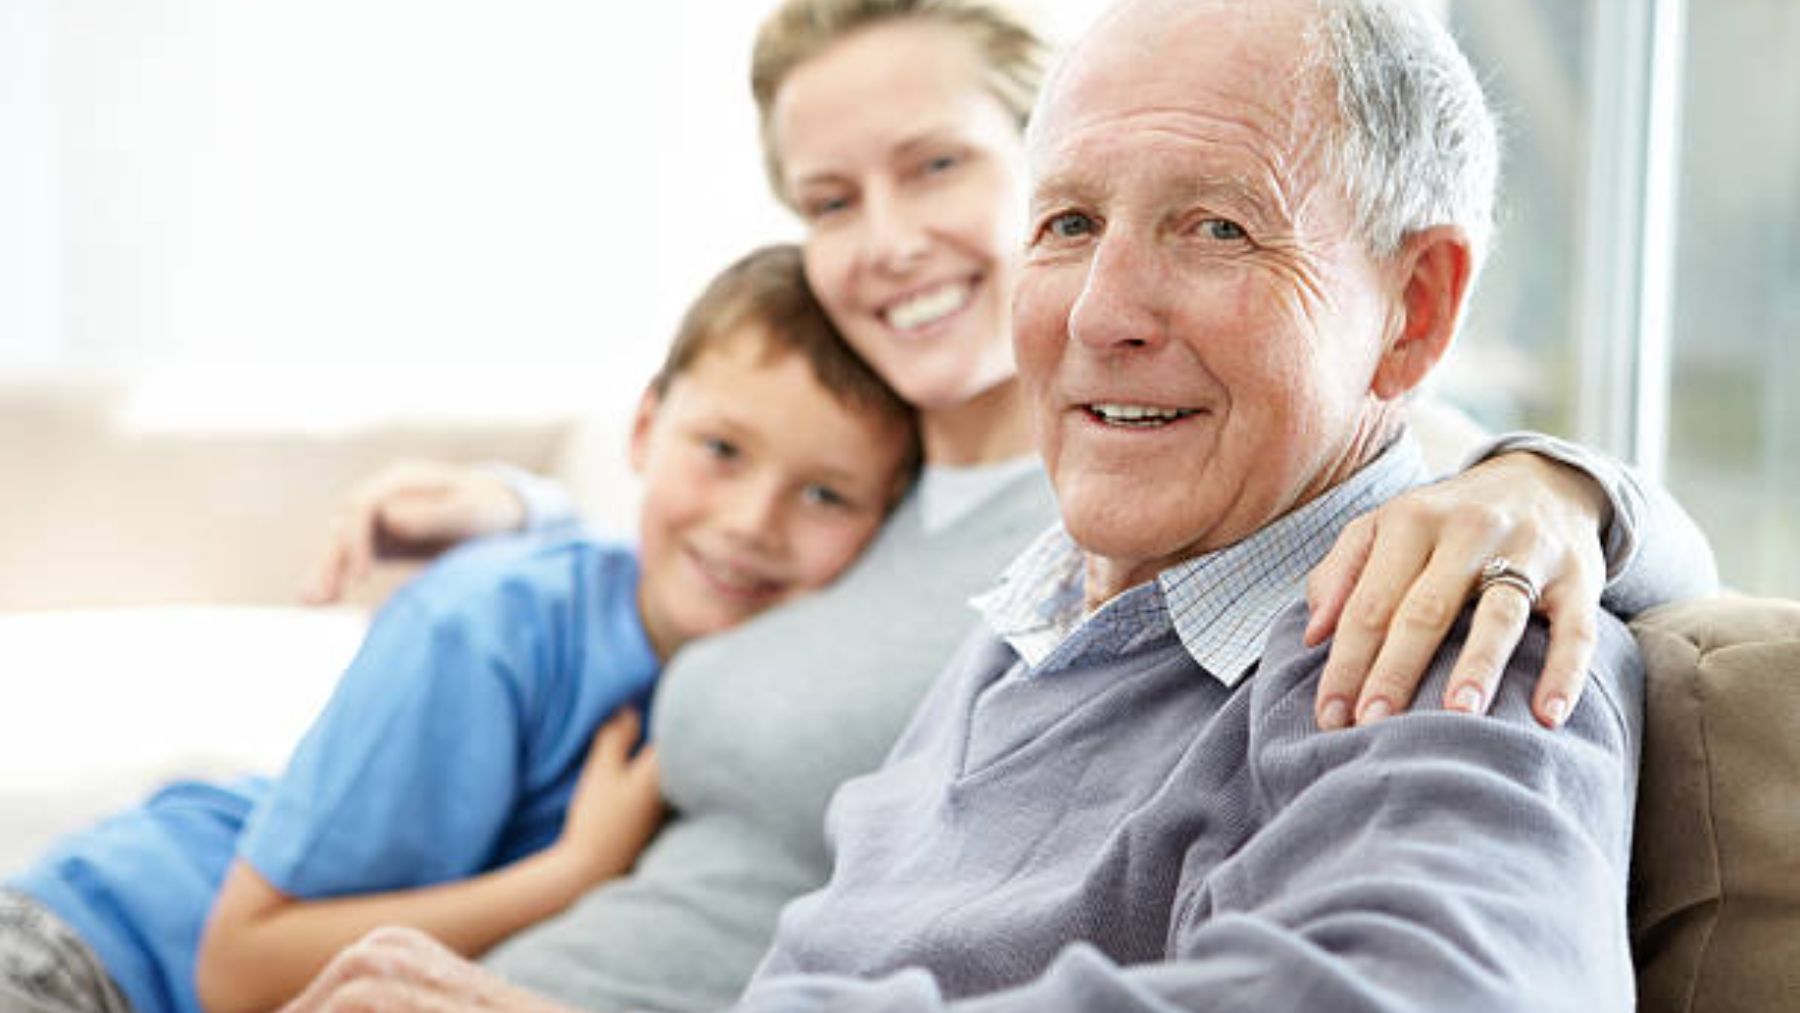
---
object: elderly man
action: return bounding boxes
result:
[286,0,1641,1009]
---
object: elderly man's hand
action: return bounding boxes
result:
[279,927,584,1013]
[1305,451,1608,731]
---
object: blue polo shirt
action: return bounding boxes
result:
[9,531,659,1013]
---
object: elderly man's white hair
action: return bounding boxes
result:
[1034,0,1499,267]
[1313,0,1500,265]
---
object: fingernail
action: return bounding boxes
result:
[1319,698,1350,731]
[1358,698,1392,725]
[1544,696,1569,727]
[1302,615,1323,646]
[1451,685,1483,713]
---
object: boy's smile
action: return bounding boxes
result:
[629,327,913,660]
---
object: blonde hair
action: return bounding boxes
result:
[750,0,1048,203]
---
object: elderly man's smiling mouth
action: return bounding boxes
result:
[1082,402,1207,428]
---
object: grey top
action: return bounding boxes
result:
[482,466,1059,1012]
[741,446,1645,1012]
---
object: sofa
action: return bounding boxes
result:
[1630,596,1800,1013]
[0,374,634,872]
[1,377,1794,1010]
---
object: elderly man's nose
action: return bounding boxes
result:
[1068,239,1165,351]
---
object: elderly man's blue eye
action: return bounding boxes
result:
[1047,213,1095,238]
[1205,219,1247,240]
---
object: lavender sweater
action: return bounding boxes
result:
[739,574,1643,1012]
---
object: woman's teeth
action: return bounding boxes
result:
[884,282,972,331]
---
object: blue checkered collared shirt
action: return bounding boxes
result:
[971,437,1431,687]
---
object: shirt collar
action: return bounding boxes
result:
[972,437,1430,686]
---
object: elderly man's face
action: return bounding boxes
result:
[1016,0,1412,601]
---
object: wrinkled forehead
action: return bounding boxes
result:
[1030,0,1331,174]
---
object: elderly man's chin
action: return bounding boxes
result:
[1054,469,1248,598]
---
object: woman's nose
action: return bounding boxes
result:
[859,187,930,273]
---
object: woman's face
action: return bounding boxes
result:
[772,21,1028,415]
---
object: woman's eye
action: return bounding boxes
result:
[1202,218,1247,241]
[701,436,739,461]
[1042,211,1096,241]
[923,153,960,175]
[804,194,852,220]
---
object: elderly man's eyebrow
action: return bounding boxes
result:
[1028,187,1083,213]
[1030,173,1289,227]
[1177,174,1288,222]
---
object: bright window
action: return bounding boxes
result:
[1442,0,1797,596]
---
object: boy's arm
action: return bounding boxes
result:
[195,709,662,1013]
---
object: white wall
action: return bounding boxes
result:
[4,0,1110,429]
[0,0,65,366]
[30,1,807,425]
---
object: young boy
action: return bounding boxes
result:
[0,244,919,1013]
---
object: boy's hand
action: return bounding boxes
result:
[556,709,664,887]
[302,460,527,604]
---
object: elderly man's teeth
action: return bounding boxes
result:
[885,283,971,331]
[1089,403,1198,427]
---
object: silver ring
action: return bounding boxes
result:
[1477,556,1540,608]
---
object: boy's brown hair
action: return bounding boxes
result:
[650,243,921,485]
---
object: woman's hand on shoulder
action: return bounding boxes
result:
[1304,451,1609,731]
[302,460,527,604]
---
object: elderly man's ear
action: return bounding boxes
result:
[1371,226,1474,400]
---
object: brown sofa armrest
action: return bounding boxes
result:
[1630,596,1800,1013]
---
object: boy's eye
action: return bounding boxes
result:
[801,484,851,509]
[922,153,960,176]
[701,436,739,460]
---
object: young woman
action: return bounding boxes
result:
[297,2,1715,1010]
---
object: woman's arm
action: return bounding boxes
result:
[195,710,661,1013]
[1306,433,1717,731]
[302,460,579,604]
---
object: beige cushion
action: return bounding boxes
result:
[0,376,571,609]
[1630,596,1800,1013]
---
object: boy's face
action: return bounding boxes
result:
[630,327,912,660]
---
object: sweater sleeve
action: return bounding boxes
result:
[730,611,1644,1013]
[1466,431,1718,613]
